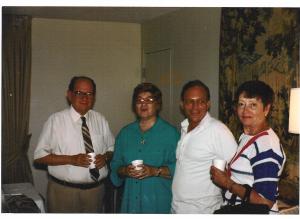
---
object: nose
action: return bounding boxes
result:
[191,101,200,110]
[241,105,253,114]
[140,102,148,106]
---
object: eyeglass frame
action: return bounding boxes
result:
[135,96,156,104]
[73,90,95,98]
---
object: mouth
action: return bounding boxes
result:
[241,116,252,120]
[79,100,89,104]
[190,112,201,117]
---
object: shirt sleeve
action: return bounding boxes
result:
[110,129,125,187]
[34,116,55,159]
[102,118,115,152]
[249,138,285,202]
[212,122,238,163]
[163,128,180,177]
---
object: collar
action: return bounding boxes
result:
[181,112,211,133]
[69,105,89,123]
[135,116,161,134]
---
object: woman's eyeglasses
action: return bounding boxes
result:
[136,97,155,104]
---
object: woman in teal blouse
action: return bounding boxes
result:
[110,83,180,213]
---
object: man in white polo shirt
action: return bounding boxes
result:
[171,80,237,213]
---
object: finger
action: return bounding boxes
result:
[96,160,106,169]
[210,171,217,181]
[135,169,145,176]
[95,155,105,163]
[129,169,138,176]
[131,172,142,179]
[128,165,136,171]
[138,175,145,180]
[211,166,217,171]
[137,164,143,169]
[137,172,147,179]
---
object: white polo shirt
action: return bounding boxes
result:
[34,106,115,183]
[171,112,237,213]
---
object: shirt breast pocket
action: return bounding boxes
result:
[91,134,106,154]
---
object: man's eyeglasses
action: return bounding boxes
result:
[183,98,208,107]
[136,97,155,104]
[73,91,94,98]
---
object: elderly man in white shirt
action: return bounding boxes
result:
[34,76,114,213]
[171,80,237,214]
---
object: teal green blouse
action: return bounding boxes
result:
[110,117,179,213]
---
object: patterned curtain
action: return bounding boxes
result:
[2,15,33,183]
[219,8,299,205]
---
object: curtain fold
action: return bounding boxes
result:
[2,15,33,183]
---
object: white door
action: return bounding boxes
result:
[143,49,174,125]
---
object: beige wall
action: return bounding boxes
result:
[28,8,222,200]
[29,18,141,198]
[142,8,221,127]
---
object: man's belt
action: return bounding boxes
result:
[50,175,101,190]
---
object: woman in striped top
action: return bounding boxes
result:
[210,80,286,214]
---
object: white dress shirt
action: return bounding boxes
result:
[34,106,115,183]
[171,112,237,213]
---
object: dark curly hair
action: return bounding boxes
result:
[132,82,162,115]
[235,80,274,108]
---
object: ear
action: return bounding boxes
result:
[67,90,73,102]
[264,104,271,117]
[180,101,184,110]
[179,101,185,116]
[207,100,211,109]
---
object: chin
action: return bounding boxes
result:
[79,110,89,115]
[242,122,254,128]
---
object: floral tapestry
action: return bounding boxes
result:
[219,8,299,205]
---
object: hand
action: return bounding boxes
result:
[210,166,232,189]
[95,153,107,169]
[130,164,157,180]
[70,153,90,167]
[124,164,141,178]
[123,164,156,180]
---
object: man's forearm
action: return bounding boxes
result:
[34,154,73,166]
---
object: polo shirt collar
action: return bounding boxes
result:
[181,112,211,133]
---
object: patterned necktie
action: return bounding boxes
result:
[81,116,100,181]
